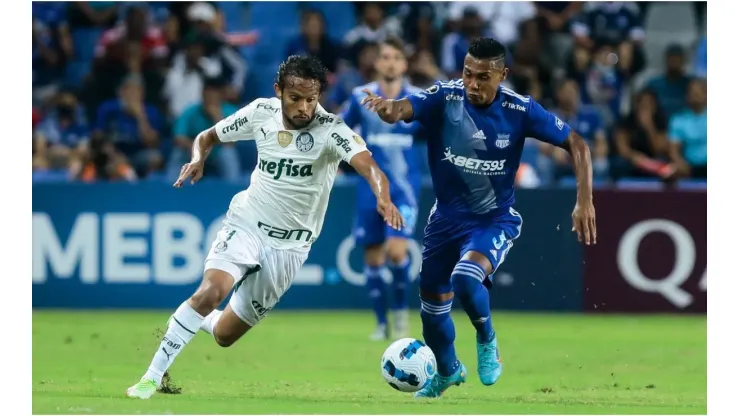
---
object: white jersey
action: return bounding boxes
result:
[214,97,369,250]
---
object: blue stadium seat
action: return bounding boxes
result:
[33,170,70,183]
[616,178,665,190]
[676,179,707,190]
[247,2,299,35]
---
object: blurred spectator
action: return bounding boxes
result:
[86,5,168,116]
[94,5,169,68]
[185,2,247,102]
[571,2,646,76]
[538,79,609,184]
[408,50,447,89]
[75,136,137,182]
[398,2,441,58]
[286,9,342,74]
[34,90,90,166]
[580,42,626,128]
[93,74,164,178]
[646,44,691,119]
[536,2,583,33]
[440,8,491,79]
[535,2,583,68]
[508,20,551,103]
[325,42,379,112]
[164,33,222,118]
[344,2,402,59]
[668,78,707,179]
[67,2,120,29]
[447,1,537,47]
[166,78,241,183]
[692,36,707,79]
[612,89,674,180]
[32,2,74,107]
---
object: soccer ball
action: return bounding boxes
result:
[380,338,437,392]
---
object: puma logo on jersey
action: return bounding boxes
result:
[258,158,314,180]
[222,116,248,134]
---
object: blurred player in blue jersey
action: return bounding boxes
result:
[362,38,597,398]
[341,37,423,341]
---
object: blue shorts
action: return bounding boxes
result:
[353,197,418,247]
[419,205,523,294]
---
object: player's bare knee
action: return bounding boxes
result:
[213,332,237,348]
[386,238,408,265]
[364,244,386,267]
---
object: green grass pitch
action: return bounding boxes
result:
[33,310,706,414]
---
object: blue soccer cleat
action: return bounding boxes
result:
[413,361,467,399]
[477,336,503,385]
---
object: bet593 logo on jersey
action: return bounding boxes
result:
[442,148,506,176]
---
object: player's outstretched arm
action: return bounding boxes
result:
[559,131,597,245]
[350,151,405,232]
[360,89,414,124]
[174,99,259,188]
[174,127,221,187]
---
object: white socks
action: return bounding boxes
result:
[200,310,224,337]
[143,302,204,386]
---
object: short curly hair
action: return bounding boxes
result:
[276,55,329,93]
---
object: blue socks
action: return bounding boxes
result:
[389,259,410,310]
[451,260,495,344]
[421,298,459,377]
[365,265,387,326]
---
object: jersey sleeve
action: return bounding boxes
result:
[325,121,370,164]
[214,99,260,142]
[406,81,447,126]
[525,99,572,146]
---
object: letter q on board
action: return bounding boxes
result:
[617,219,697,308]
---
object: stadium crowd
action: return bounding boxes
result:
[32,1,707,187]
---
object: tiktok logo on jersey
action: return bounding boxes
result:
[502,101,526,112]
[258,158,314,180]
[442,148,507,176]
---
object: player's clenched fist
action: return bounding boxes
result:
[377,198,405,231]
[361,88,401,124]
[174,161,205,188]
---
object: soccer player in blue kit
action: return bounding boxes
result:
[341,37,423,341]
[362,38,597,398]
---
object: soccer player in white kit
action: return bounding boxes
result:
[126,56,404,399]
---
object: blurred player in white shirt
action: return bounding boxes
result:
[126,55,404,399]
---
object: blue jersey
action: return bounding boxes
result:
[407,80,572,218]
[554,105,604,145]
[341,81,423,208]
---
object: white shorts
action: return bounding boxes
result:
[204,224,309,327]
